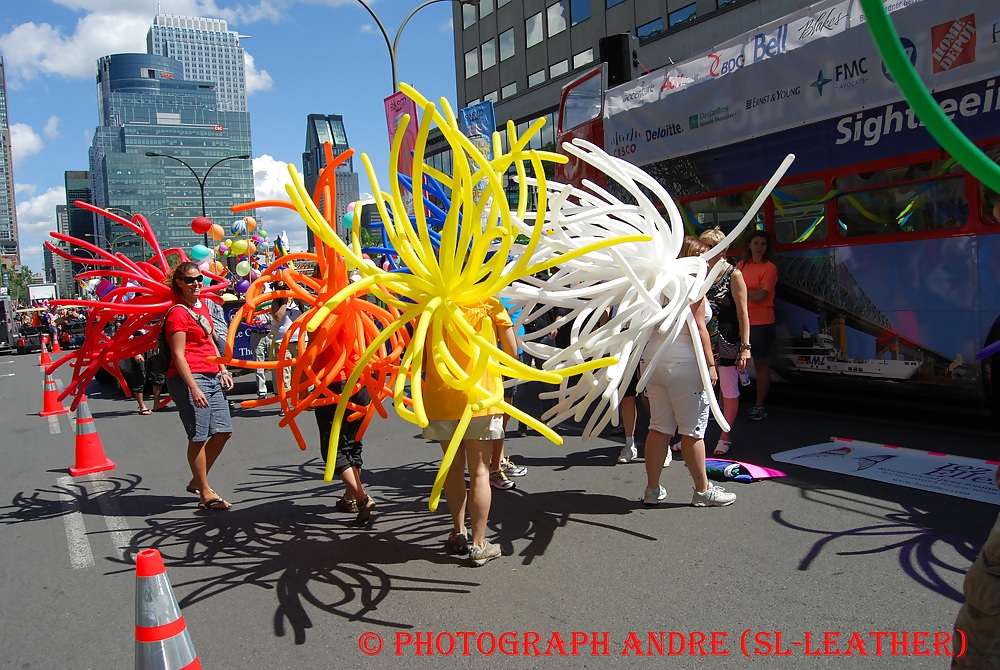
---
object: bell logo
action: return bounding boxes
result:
[931,15,976,73]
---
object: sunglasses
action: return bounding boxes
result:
[180,275,204,285]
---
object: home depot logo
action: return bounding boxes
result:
[931,14,976,73]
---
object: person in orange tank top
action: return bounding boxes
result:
[736,230,778,422]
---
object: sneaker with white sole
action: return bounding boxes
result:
[490,470,515,490]
[500,456,527,477]
[691,483,736,507]
[618,444,638,463]
[468,541,502,566]
[643,485,667,505]
[747,406,768,421]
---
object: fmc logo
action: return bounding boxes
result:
[882,37,916,83]
[813,58,869,95]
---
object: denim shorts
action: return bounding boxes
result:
[167,373,233,442]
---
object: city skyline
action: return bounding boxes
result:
[1,0,461,276]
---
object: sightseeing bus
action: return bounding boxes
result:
[555,0,1000,413]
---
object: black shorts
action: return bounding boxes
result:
[623,369,640,398]
[749,323,776,359]
[315,382,371,476]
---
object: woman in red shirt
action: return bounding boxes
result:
[737,231,778,421]
[164,262,234,511]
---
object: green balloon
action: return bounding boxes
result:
[861,0,1000,193]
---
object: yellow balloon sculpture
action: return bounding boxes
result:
[280,84,648,510]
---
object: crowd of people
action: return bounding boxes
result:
[109,230,780,567]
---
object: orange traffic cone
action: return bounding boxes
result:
[68,394,114,476]
[135,549,202,670]
[51,337,63,354]
[37,337,51,367]
[39,370,69,417]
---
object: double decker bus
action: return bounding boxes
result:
[556,0,1000,413]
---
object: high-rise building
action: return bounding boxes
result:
[302,114,359,247]
[52,205,75,298]
[64,171,94,274]
[147,14,248,113]
[89,53,254,260]
[0,58,19,264]
[449,0,813,160]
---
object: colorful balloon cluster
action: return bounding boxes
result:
[260,84,645,510]
[221,147,410,468]
[44,203,229,408]
[189,213,277,295]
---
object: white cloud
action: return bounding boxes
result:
[15,186,67,273]
[9,124,43,166]
[441,18,453,33]
[14,183,37,197]
[43,116,61,140]
[252,154,308,252]
[360,23,374,33]
[244,51,273,95]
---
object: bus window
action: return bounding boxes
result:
[559,65,604,133]
[773,180,828,244]
[836,170,967,237]
[980,148,1000,225]
[683,190,762,240]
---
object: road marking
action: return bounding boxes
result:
[56,476,95,570]
[88,476,136,563]
[0,372,14,377]
[48,415,61,434]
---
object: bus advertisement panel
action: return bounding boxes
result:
[557,0,1000,411]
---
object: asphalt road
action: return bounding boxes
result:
[0,350,995,669]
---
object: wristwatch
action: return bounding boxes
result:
[739,343,752,351]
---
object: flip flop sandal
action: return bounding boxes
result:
[198,498,231,511]
[139,408,153,415]
[186,486,216,496]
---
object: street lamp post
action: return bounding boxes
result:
[102,206,177,258]
[144,152,251,244]
[355,0,479,92]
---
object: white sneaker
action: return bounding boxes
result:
[643,485,667,505]
[691,482,736,507]
[664,446,672,467]
[617,444,637,463]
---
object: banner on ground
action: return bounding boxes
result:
[772,437,1000,504]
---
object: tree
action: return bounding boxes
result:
[6,266,35,304]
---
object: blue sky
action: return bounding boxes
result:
[0,0,461,275]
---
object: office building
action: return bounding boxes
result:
[89,53,254,260]
[450,0,813,155]
[64,171,94,274]
[302,114,360,247]
[0,58,19,264]
[147,14,249,113]
[52,205,76,298]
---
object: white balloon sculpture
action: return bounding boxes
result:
[501,138,795,438]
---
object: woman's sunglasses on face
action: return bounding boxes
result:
[180,275,203,285]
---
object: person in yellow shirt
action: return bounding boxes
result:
[421,297,516,567]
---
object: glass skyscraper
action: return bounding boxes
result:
[89,53,254,261]
[0,58,19,263]
[147,14,248,114]
[302,114,359,248]
[64,170,94,274]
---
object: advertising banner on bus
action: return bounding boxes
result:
[604,0,1000,167]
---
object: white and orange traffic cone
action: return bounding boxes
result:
[39,370,69,417]
[37,337,52,367]
[68,394,115,476]
[51,336,63,354]
[135,549,202,670]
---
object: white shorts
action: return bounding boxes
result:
[641,359,709,439]
[422,414,504,441]
[718,365,739,400]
